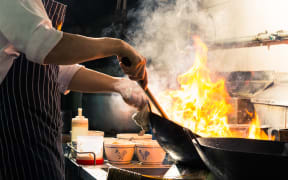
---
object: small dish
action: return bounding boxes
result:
[135,140,166,164]
[104,139,135,164]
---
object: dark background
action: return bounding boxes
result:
[59,0,143,134]
[60,0,139,112]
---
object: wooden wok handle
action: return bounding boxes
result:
[144,88,169,119]
[121,57,169,119]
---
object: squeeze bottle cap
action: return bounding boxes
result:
[78,108,82,116]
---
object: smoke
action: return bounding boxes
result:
[107,0,288,130]
[107,94,140,131]
[101,0,216,125]
[126,0,216,94]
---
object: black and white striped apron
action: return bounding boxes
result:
[0,1,67,179]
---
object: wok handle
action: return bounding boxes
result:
[121,57,169,119]
[145,89,169,119]
[185,128,202,149]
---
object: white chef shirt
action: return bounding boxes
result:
[0,0,82,93]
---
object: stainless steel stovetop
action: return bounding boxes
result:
[65,157,216,180]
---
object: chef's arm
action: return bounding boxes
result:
[44,33,124,65]
[68,67,147,110]
[68,67,120,93]
[44,32,148,88]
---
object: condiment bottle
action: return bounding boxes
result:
[71,108,88,142]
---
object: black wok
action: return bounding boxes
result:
[121,58,204,166]
[149,112,205,166]
[192,137,288,180]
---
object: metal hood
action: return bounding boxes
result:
[251,84,288,106]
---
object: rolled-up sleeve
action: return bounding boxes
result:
[58,64,83,94]
[0,0,63,64]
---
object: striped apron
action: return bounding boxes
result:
[0,0,67,179]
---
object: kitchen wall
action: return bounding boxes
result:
[203,0,288,72]
[202,0,288,130]
[254,104,287,129]
[285,113,288,128]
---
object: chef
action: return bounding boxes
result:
[0,0,148,179]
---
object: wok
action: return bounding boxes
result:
[149,112,204,166]
[120,57,203,166]
[191,137,288,180]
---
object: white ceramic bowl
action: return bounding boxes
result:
[116,133,152,141]
[135,140,166,164]
[104,139,135,164]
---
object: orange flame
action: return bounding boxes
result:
[248,114,274,140]
[160,37,273,140]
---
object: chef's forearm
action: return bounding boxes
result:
[44,32,123,65]
[68,67,121,93]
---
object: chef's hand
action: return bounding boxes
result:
[132,105,150,131]
[117,41,148,89]
[114,78,148,110]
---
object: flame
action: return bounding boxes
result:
[248,114,274,140]
[160,36,273,140]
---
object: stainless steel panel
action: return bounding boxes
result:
[254,104,286,129]
[251,84,288,106]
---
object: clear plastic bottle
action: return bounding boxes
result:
[71,108,88,142]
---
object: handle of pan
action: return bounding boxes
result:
[184,128,202,150]
[121,57,169,119]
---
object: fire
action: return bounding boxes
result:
[160,36,273,140]
[248,114,274,140]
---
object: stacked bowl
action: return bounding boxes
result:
[104,133,166,164]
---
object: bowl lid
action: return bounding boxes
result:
[135,140,161,147]
[88,130,104,136]
[104,138,135,147]
[116,133,152,140]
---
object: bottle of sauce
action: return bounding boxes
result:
[71,108,88,142]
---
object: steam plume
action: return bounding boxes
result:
[126,0,215,94]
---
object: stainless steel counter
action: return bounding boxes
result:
[65,157,216,180]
